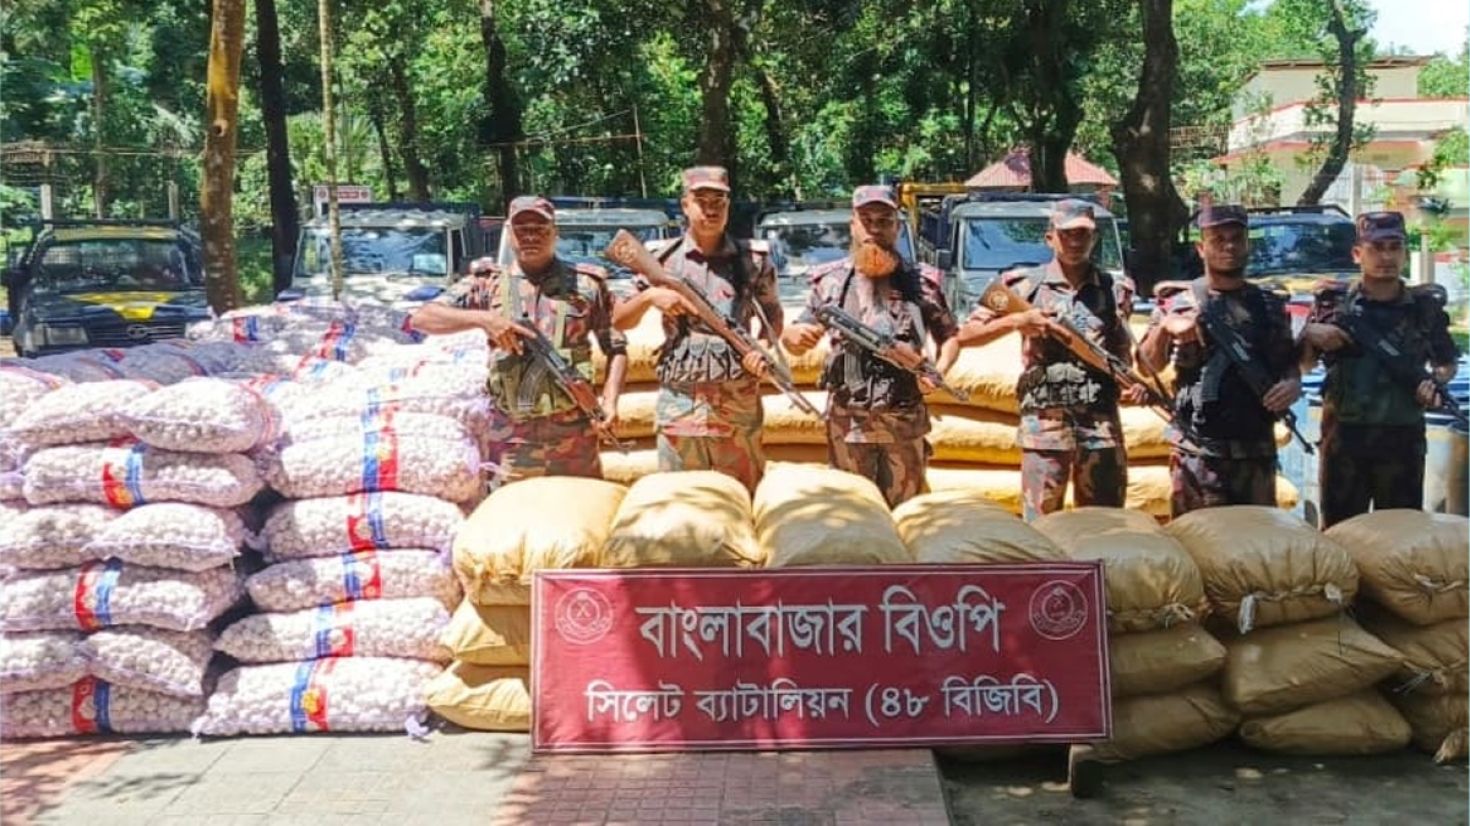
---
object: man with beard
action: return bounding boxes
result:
[781,185,960,507]
[1299,211,1459,527]
[410,195,628,484]
[1139,203,1300,517]
[612,166,780,492]
[956,199,1138,521]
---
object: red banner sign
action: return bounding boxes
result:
[532,564,1111,753]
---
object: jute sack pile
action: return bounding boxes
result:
[424,663,532,732]
[599,471,763,569]
[754,464,908,567]
[893,490,1063,565]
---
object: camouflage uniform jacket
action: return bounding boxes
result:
[967,260,1136,451]
[636,233,781,383]
[798,259,958,443]
[1151,277,1295,458]
[1309,279,1459,454]
[436,257,626,422]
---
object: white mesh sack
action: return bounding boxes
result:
[0,630,90,693]
[246,550,461,612]
[278,411,471,447]
[215,598,452,664]
[23,440,264,508]
[0,561,243,633]
[119,378,277,453]
[0,503,118,570]
[8,380,155,447]
[85,503,247,572]
[262,493,464,560]
[258,431,481,503]
[193,657,441,736]
[2,678,206,739]
[0,365,69,427]
[22,353,129,382]
[83,627,214,698]
[111,346,212,385]
[288,378,492,432]
[0,435,33,501]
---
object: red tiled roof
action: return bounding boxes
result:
[965,149,1119,188]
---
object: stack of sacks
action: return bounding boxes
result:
[593,312,1297,520]
[0,365,68,503]
[1164,506,1411,755]
[198,386,474,736]
[1034,508,1234,762]
[433,477,627,731]
[754,464,908,567]
[0,379,267,738]
[1327,510,1470,763]
[894,489,1063,565]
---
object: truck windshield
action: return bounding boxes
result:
[961,217,1123,271]
[296,227,448,277]
[764,222,917,272]
[554,225,663,259]
[37,239,202,293]
[1248,221,1356,276]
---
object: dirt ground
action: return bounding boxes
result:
[940,742,1468,825]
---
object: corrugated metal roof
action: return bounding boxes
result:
[964,149,1118,188]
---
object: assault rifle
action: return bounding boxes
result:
[978,279,1177,427]
[1336,313,1468,427]
[1176,290,1314,454]
[518,314,630,451]
[604,229,821,417]
[811,304,969,401]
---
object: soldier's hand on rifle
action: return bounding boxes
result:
[888,341,926,371]
[1162,311,1202,345]
[1122,383,1151,406]
[1302,322,1351,352]
[483,314,535,355]
[1416,379,1444,409]
[599,395,621,433]
[1261,376,1301,414]
[741,350,771,380]
[648,288,695,318]
[782,323,824,355]
[1012,308,1055,337]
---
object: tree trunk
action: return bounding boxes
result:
[388,57,431,201]
[479,0,522,207]
[1112,0,1188,290]
[695,0,738,177]
[754,66,790,194]
[1298,1,1364,206]
[200,0,247,313]
[963,0,979,172]
[254,0,299,296]
[1024,0,1075,193]
[368,98,400,201]
[90,45,109,218]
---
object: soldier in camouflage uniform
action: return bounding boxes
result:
[957,200,1138,522]
[1300,211,1460,527]
[612,166,780,493]
[781,185,960,507]
[1139,204,1300,518]
[410,195,628,485]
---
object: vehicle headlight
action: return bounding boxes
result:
[37,324,88,346]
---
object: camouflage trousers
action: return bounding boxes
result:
[656,431,765,493]
[1168,451,1276,518]
[490,411,603,487]
[827,431,931,509]
[1020,446,1127,522]
[1318,441,1424,529]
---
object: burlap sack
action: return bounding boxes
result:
[1326,510,1469,626]
[761,392,829,446]
[1219,616,1403,716]
[611,389,660,441]
[926,409,1020,464]
[755,464,908,567]
[424,663,531,732]
[894,490,1063,564]
[1390,691,1469,763]
[1110,624,1227,699]
[592,311,662,384]
[1165,506,1358,633]
[1092,682,1239,762]
[600,471,762,568]
[1034,508,1208,633]
[1239,692,1411,755]
[441,600,532,667]
[1356,602,1468,696]
[453,477,626,603]
[928,337,1023,414]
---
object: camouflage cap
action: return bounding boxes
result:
[507,195,556,222]
[1049,199,1096,230]
[1356,210,1406,242]
[682,166,731,193]
[1196,203,1248,229]
[852,184,898,210]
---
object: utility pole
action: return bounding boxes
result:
[317,0,345,300]
[633,104,648,198]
